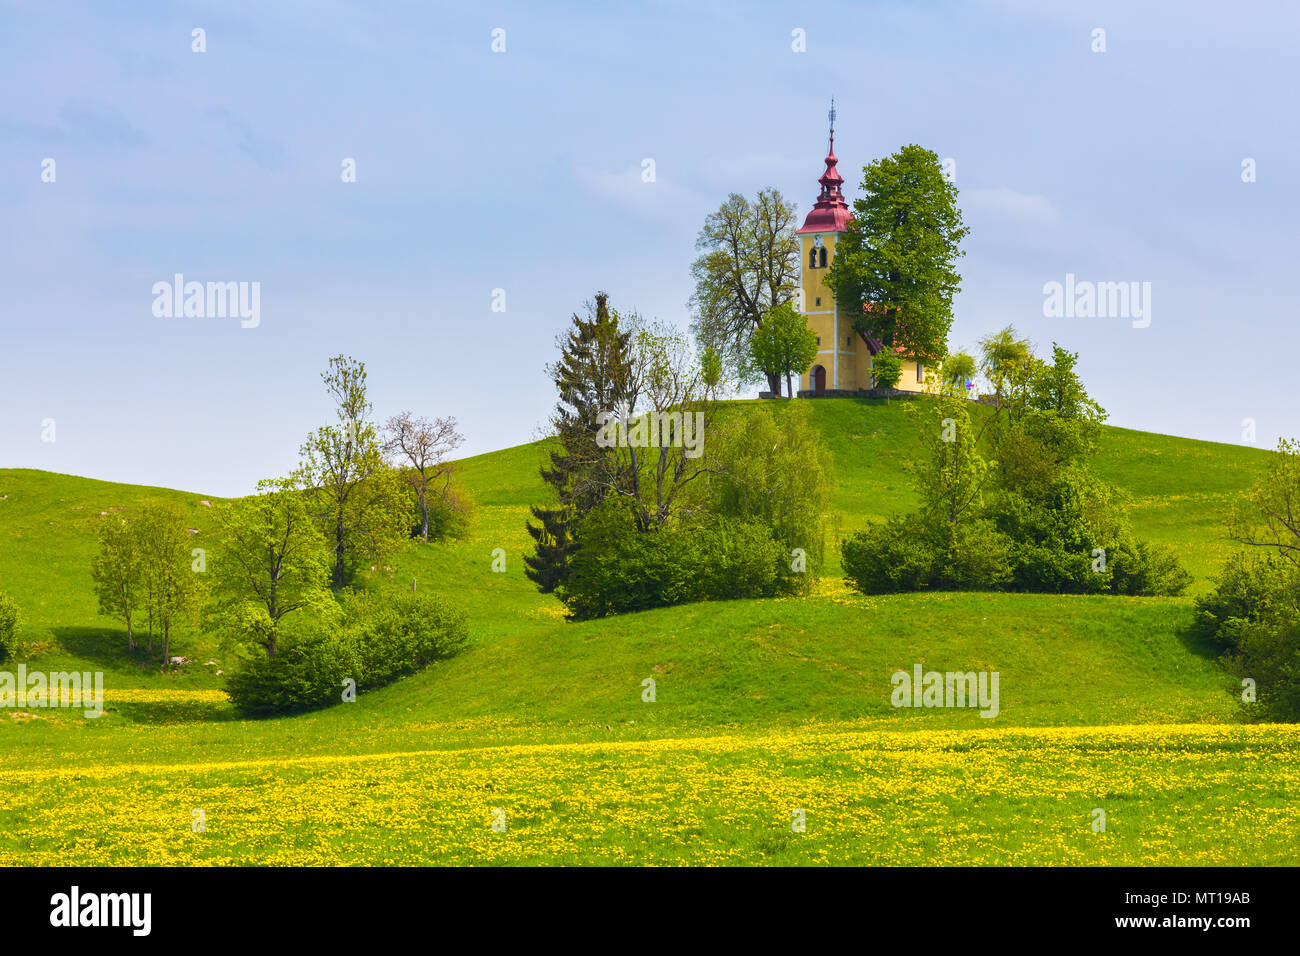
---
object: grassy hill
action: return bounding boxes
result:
[3,397,1294,866]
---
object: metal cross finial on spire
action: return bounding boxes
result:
[828,98,836,133]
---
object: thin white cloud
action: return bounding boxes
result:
[574,164,712,224]
[963,186,1062,224]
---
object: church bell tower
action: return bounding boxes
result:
[796,101,857,395]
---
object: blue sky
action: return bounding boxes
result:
[2,0,1297,496]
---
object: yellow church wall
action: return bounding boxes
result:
[799,231,864,392]
[854,344,872,389]
[799,233,837,316]
[896,360,928,393]
[796,231,935,395]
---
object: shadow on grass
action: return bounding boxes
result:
[49,626,240,724]
[51,626,165,671]
[1175,615,1226,663]
[110,700,239,725]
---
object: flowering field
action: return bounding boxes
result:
[4,723,1297,866]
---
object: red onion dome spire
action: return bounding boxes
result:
[798,98,851,234]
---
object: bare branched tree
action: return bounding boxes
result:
[593,321,721,530]
[382,413,465,542]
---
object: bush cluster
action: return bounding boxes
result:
[842,514,1012,594]
[842,342,1190,599]
[1194,554,1300,721]
[844,515,1189,597]
[225,591,468,716]
[558,502,787,619]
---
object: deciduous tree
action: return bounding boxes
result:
[871,349,903,399]
[207,479,334,658]
[826,145,968,364]
[749,302,819,399]
[941,350,977,391]
[295,355,409,587]
[382,413,465,543]
[978,326,1034,423]
[135,503,205,671]
[689,189,800,394]
[1230,438,1300,576]
[609,322,720,530]
[91,517,141,651]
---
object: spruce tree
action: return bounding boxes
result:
[525,293,635,591]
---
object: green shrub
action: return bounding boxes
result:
[1191,552,1300,721]
[871,349,903,390]
[938,520,1014,590]
[983,474,1188,597]
[560,524,701,619]
[224,618,359,717]
[842,515,937,594]
[1006,539,1099,594]
[1224,620,1300,722]
[707,402,831,592]
[697,519,785,600]
[427,486,474,541]
[1106,539,1192,597]
[224,592,469,717]
[988,479,1105,594]
[345,591,469,686]
[0,592,20,663]
[558,500,788,619]
[1193,554,1297,652]
[842,515,1011,595]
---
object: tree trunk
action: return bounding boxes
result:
[127,616,135,652]
[420,496,429,543]
[161,622,170,673]
[333,520,346,587]
[766,370,782,397]
[785,371,794,399]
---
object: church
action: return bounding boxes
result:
[795,111,928,397]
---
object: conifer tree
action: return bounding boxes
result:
[525,293,635,591]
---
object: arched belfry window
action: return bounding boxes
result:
[809,248,817,269]
[818,247,827,268]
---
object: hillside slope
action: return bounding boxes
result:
[0,398,1267,747]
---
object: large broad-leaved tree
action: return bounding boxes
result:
[689,189,800,394]
[826,144,968,365]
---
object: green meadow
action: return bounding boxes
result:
[2,398,1293,866]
